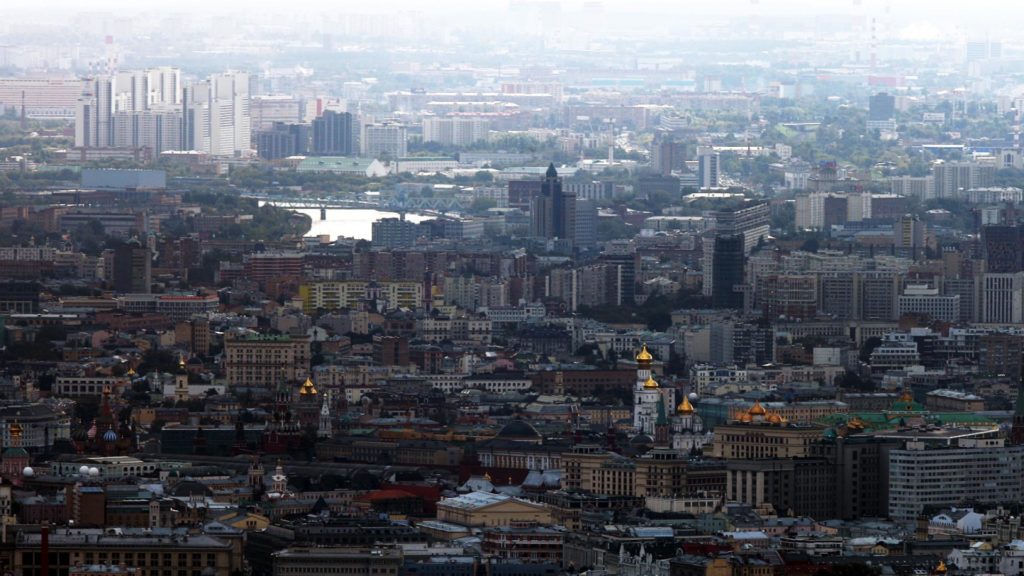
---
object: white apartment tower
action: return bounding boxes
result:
[362,121,407,158]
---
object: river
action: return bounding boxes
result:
[287,207,434,241]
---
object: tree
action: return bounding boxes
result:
[860,337,882,363]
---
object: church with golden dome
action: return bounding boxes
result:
[671,393,712,454]
[633,345,663,435]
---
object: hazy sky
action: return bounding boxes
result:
[6,0,1016,40]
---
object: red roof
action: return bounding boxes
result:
[360,489,419,502]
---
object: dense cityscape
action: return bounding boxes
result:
[2,1,1024,575]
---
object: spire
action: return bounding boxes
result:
[545,163,557,178]
[655,396,668,426]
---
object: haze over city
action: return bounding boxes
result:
[1,2,1024,576]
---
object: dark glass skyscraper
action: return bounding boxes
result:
[530,163,576,246]
[711,233,745,309]
[312,110,354,156]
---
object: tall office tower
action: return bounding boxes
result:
[697,146,720,189]
[711,233,745,309]
[256,122,309,160]
[362,121,407,158]
[530,164,576,245]
[574,199,598,251]
[653,139,686,176]
[982,225,1023,273]
[868,92,896,121]
[312,110,354,155]
[982,273,1024,323]
[112,240,151,294]
[714,202,770,254]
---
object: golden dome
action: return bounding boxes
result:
[934,560,947,574]
[767,413,782,424]
[299,377,318,395]
[9,421,22,438]
[178,355,187,369]
[677,396,694,415]
[636,344,653,362]
[643,376,659,389]
[739,413,753,423]
[483,471,492,482]
[900,389,913,403]
[748,401,767,416]
[126,367,136,377]
[848,416,865,429]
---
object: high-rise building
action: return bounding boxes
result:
[112,240,151,294]
[183,72,251,157]
[697,146,720,189]
[983,225,1023,273]
[76,68,183,150]
[868,92,895,121]
[713,202,770,253]
[711,234,745,309]
[371,217,421,248]
[933,161,996,199]
[574,199,597,251]
[256,122,309,160]
[422,116,489,146]
[653,139,687,176]
[362,121,407,158]
[312,110,354,156]
[530,164,576,245]
[893,214,926,257]
[982,273,1024,323]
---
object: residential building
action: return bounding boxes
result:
[312,110,355,156]
[222,332,312,391]
[362,121,407,158]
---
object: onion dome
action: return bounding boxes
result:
[103,429,119,442]
[643,376,659,389]
[767,413,783,424]
[739,412,753,423]
[299,377,318,396]
[748,401,767,416]
[126,367,137,377]
[636,344,653,363]
[87,422,98,440]
[900,389,913,403]
[677,396,695,415]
